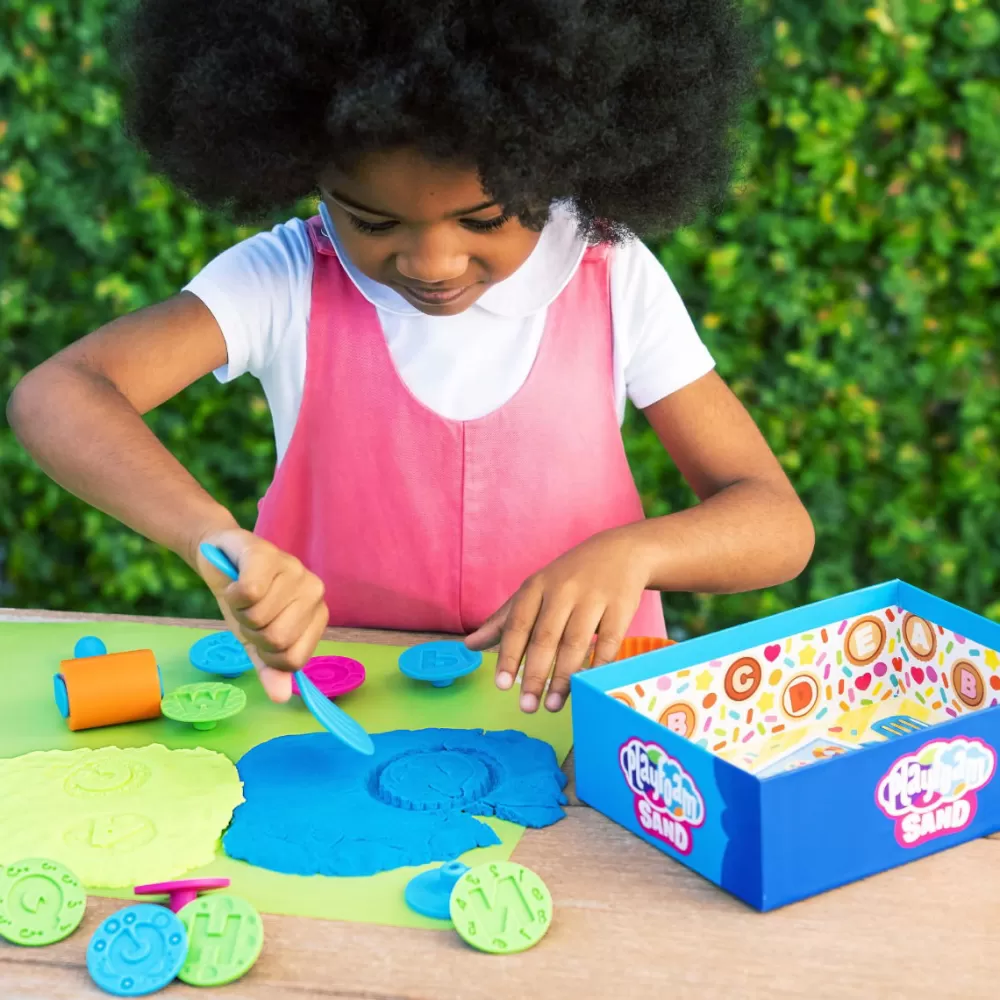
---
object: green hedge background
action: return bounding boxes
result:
[2,0,999,636]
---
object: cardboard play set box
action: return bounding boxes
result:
[571,580,1000,911]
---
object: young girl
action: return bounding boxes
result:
[8,0,813,713]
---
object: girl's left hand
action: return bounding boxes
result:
[464,527,652,714]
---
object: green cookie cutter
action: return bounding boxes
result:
[178,893,264,986]
[161,682,247,731]
[449,861,553,954]
[0,857,87,947]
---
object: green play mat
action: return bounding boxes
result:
[0,620,573,929]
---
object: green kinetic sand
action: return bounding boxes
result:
[0,745,244,888]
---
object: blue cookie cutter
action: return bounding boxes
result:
[86,903,188,997]
[189,631,254,678]
[398,641,483,688]
[405,861,470,920]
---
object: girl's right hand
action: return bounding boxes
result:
[193,527,329,703]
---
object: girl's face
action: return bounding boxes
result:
[318,149,542,316]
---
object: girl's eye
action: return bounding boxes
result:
[347,214,398,235]
[461,214,511,234]
[345,212,510,235]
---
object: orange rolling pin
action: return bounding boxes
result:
[53,649,163,731]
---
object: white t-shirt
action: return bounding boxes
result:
[186,202,714,463]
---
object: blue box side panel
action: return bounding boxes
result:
[759,709,1000,911]
[572,677,762,907]
[712,754,763,908]
[576,581,902,695]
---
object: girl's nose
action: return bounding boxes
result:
[395,228,469,284]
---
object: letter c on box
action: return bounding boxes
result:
[724,657,762,701]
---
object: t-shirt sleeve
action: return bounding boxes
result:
[610,239,715,411]
[183,218,313,383]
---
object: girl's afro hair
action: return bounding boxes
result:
[119,0,754,241]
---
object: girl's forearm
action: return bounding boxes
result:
[630,479,815,594]
[7,360,239,568]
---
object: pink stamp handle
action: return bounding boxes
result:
[291,655,366,698]
[134,877,230,912]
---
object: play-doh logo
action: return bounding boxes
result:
[875,737,996,848]
[619,738,705,855]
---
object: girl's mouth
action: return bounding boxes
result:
[397,284,473,306]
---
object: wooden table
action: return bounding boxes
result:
[2,608,998,999]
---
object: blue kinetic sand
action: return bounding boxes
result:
[74,636,107,658]
[399,641,483,688]
[189,631,253,678]
[405,861,469,920]
[86,903,188,997]
[223,729,568,877]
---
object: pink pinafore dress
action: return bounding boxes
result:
[255,218,666,637]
